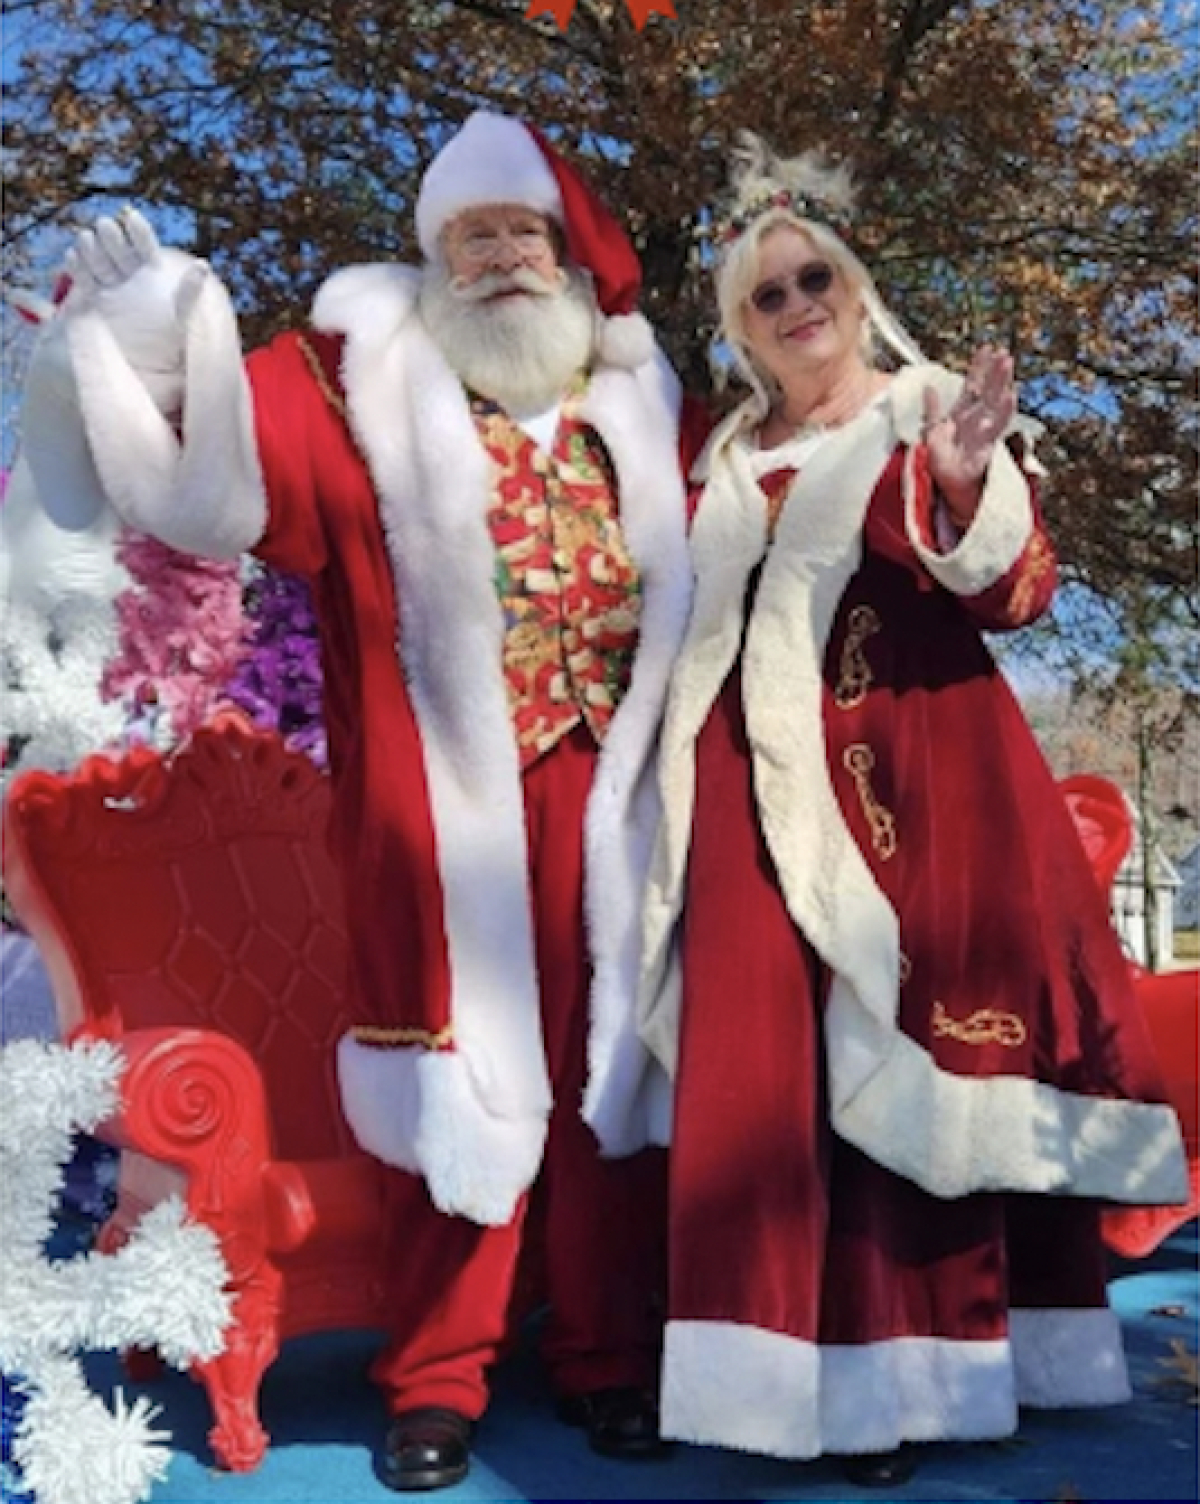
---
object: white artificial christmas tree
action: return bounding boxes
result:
[2,595,127,773]
[0,1038,231,1504]
[1,455,130,781]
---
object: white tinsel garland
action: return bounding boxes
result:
[0,1039,232,1504]
[12,1358,172,1504]
[2,596,127,774]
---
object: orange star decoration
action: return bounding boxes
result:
[525,0,676,30]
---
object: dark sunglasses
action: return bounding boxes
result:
[749,262,835,315]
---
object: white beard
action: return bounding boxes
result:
[419,265,597,417]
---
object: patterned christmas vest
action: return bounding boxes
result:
[471,388,642,766]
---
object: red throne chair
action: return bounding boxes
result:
[1,713,392,1471]
[1059,772,1135,898]
[1058,773,1199,1257]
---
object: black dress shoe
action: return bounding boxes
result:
[556,1386,672,1459]
[838,1444,918,1488]
[382,1407,472,1492]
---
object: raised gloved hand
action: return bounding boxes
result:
[58,206,210,414]
[18,208,211,533]
[63,205,208,314]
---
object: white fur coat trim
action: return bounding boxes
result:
[910,439,1034,596]
[317,265,689,1218]
[661,1319,1017,1458]
[640,383,900,1079]
[1008,1307,1131,1407]
[639,368,1185,1204]
[830,1018,1188,1201]
[574,360,694,1152]
[334,1042,546,1226]
[63,269,267,558]
[662,1305,1129,1458]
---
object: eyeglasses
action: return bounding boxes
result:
[452,226,555,264]
[748,262,835,315]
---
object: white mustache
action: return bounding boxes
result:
[450,267,564,302]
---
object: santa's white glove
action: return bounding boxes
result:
[19,208,212,533]
[58,207,210,414]
[64,207,159,297]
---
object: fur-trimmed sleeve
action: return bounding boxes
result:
[899,439,1058,632]
[883,362,1056,631]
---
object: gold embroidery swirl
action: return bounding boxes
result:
[1006,532,1054,625]
[351,1023,455,1050]
[931,1001,1027,1048]
[842,743,897,859]
[834,605,882,709]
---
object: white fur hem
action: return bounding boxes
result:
[1010,1307,1130,1408]
[336,1036,547,1226]
[661,1319,1018,1458]
[828,1003,1192,1204]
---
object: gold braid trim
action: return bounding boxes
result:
[834,605,882,709]
[1006,531,1054,625]
[296,334,349,422]
[931,1001,1027,1048]
[350,1023,455,1050]
[842,743,897,859]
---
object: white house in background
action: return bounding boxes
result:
[1111,824,1183,969]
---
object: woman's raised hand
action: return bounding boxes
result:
[921,345,1017,528]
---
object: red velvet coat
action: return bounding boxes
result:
[60,260,693,1226]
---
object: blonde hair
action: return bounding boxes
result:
[712,133,923,406]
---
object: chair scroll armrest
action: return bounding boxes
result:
[101,1026,316,1269]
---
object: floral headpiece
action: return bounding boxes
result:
[708,134,857,253]
[713,187,851,247]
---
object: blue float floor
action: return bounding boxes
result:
[63,1222,1198,1503]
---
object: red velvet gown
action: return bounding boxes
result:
[654,417,1186,1459]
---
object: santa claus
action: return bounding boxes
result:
[22,111,692,1490]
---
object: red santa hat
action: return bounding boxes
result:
[414,111,656,369]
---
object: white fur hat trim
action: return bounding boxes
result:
[416,112,563,260]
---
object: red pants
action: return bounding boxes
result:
[370,725,667,1418]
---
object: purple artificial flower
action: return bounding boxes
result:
[224,566,327,767]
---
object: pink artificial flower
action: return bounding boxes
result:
[102,534,247,740]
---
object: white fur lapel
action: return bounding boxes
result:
[640,395,899,1073]
[575,356,692,1148]
[316,264,550,1125]
[639,404,767,1073]
[742,398,899,1007]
